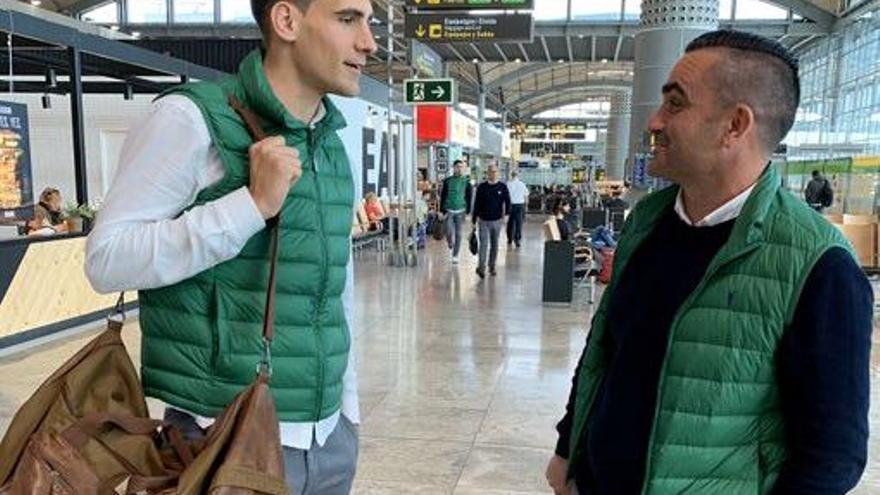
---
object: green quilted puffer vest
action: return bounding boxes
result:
[139,49,354,422]
[568,166,853,494]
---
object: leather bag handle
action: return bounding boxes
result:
[228,94,280,375]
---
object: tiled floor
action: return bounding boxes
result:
[1,219,878,494]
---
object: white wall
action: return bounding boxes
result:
[1,93,153,207]
[7,91,413,209]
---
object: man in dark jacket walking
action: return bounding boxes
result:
[472,164,511,278]
[804,169,833,212]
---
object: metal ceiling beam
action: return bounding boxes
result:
[766,0,836,29]
[790,34,819,51]
[485,63,562,90]
[64,0,113,15]
[506,78,631,109]
[836,0,880,29]
[566,35,573,63]
[0,8,225,80]
[520,91,619,118]
[535,19,827,37]
[494,43,508,62]
[518,43,529,62]
[486,62,632,91]
[613,34,623,62]
[447,43,467,63]
[471,42,488,63]
[540,36,551,62]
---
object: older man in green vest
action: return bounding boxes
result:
[545,31,872,495]
[86,1,377,493]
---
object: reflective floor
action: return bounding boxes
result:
[1,218,879,494]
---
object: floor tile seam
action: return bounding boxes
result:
[470,439,556,452]
[449,353,511,493]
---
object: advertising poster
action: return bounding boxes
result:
[0,101,32,221]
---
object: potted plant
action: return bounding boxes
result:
[63,202,97,233]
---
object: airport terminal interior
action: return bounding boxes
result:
[0,0,879,493]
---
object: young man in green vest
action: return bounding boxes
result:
[440,159,474,264]
[85,1,377,493]
[545,30,872,495]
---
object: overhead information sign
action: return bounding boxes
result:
[405,0,534,10]
[409,40,444,78]
[405,13,533,43]
[404,78,456,106]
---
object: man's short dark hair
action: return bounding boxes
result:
[251,0,314,39]
[453,159,465,167]
[812,170,820,178]
[686,29,800,153]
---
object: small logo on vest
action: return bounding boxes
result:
[727,290,736,307]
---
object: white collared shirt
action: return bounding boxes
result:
[85,95,359,450]
[673,183,757,227]
[506,178,529,205]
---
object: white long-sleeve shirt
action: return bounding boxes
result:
[506,178,529,205]
[85,95,359,450]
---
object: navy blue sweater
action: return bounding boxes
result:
[555,206,872,494]
[472,181,511,222]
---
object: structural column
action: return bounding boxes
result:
[627,0,719,184]
[605,90,632,181]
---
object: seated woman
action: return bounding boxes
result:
[364,192,386,231]
[28,187,68,235]
[553,197,573,241]
[38,187,65,227]
[26,204,57,237]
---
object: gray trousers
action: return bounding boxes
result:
[478,219,504,270]
[164,408,359,495]
[445,211,466,256]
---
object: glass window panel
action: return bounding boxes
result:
[735,0,788,19]
[174,0,214,23]
[570,0,623,21]
[82,2,118,23]
[127,0,167,23]
[623,0,640,20]
[719,0,734,19]
[534,0,569,21]
[221,0,254,22]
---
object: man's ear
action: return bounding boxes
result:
[724,103,756,148]
[268,1,303,43]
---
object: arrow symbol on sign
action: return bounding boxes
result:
[431,86,445,99]
[415,25,427,37]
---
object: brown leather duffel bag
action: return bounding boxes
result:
[0,97,289,494]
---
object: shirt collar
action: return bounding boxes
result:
[237,49,345,133]
[674,183,757,227]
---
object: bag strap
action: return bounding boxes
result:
[228,94,279,377]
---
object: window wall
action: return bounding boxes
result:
[784,8,880,213]
[79,1,257,24]
[80,0,802,25]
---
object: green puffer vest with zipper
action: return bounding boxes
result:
[568,166,853,494]
[139,49,354,422]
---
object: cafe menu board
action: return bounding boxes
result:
[0,101,32,221]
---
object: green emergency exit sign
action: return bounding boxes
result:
[404,79,456,106]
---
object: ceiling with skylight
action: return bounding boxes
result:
[25,0,873,119]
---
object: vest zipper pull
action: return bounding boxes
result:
[308,130,319,173]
